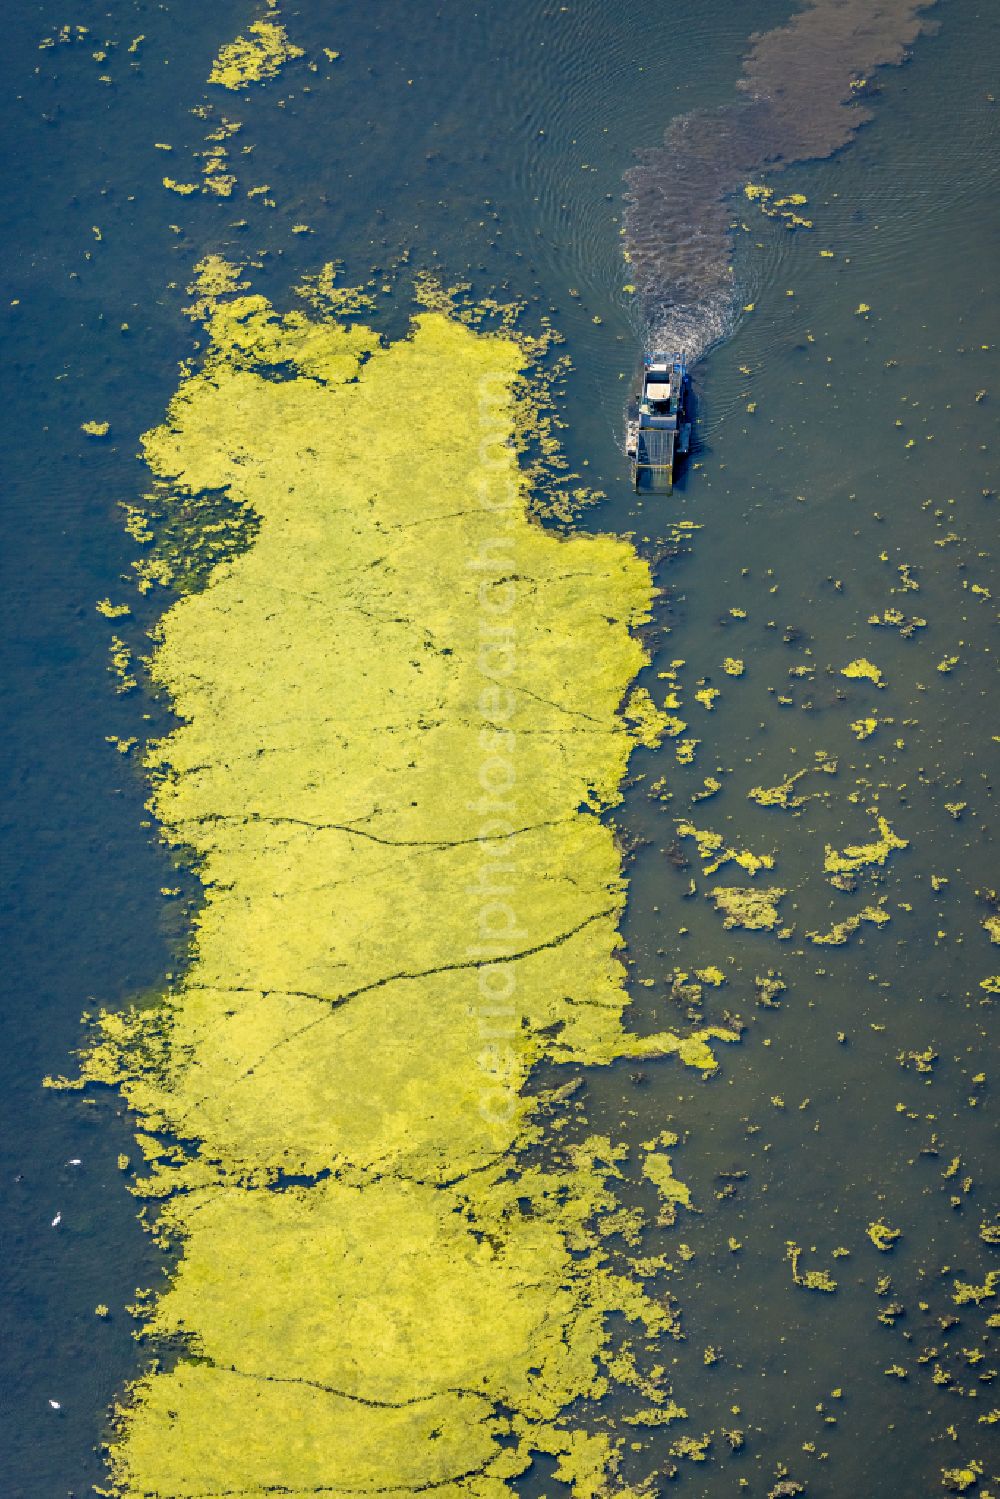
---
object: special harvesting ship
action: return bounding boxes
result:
[625,352,692,490]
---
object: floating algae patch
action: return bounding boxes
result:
[747,759,836,813]
[867,1219,902,1252]
[841,657,887,688]
[786,1241,838,1294]
[642,1131,693,1218]
[208,4,303,90]
[708,885,786,932]
[805,904,890,947]
[60,272,738,1497]
[823,815,909,880]
[675,820,775,877]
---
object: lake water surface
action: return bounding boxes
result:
[1,1,997,1494]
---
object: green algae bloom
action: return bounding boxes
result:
[67,269,736,1498]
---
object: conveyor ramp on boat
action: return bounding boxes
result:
[634,424,677,486]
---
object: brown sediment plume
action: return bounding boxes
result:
[739,0,937,158]
[624,0,938,347]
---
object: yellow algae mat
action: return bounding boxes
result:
[63,271,733,1497]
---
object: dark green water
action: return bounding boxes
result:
[1,1,997,1495]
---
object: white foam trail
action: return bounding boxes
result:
[644,289,737,366]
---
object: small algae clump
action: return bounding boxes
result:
[806,905,889,946]
[209,14,304,90]
[867,1219,902,1252]
[750,772,810,811]
[942,1462,984,1493]
[709,885,786,931]
[953,1272,1000,1307]
[696,965,726,987]
[623,686,673,748]
[786,1241,838,1293]
[824,815,908,879]
[642,1131,693,1220]
[294,260,378,318]
[107,635,137,694]
[66,268,734,1498]
[669,1434,711,1462]
[841,657,886,687]
[81,419,110,437]
[676,820,775,877]
[748,763,835,813]
[722,656,745,676]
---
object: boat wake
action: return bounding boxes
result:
[624,0,939,363]
[644,291,736,368]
